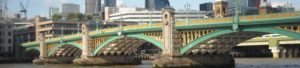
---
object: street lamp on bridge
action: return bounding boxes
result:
[60,26,64,44]
[185,3,191,26]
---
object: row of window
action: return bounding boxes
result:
[0,39,13,44]
[0,31,12,36]
[0,25,13,29]
[40,23,82,29]
[0,46,13,52]
[40,30,80,37]
[111,16,206,20]
[110,12,206,18]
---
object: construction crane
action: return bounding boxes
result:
[19,0,30,19]
[1,0,8,18]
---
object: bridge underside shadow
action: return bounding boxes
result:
[36,45,82,64]
[24,49,40,62]
[154,32,267,67]
[74,37,162,65]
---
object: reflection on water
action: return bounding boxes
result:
[1,58,300,68]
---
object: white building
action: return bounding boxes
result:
[105,7,212,24]
[271,2,295,12]
[61,3,80,17]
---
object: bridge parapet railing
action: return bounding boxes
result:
[240,12,300,22]
[89,23,162,35]
[175,17,233,26]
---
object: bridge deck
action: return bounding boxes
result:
[22,12,300,47]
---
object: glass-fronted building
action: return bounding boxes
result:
[145,0,170,11]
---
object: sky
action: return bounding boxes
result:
[6,0,300,19]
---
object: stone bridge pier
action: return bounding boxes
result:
[152,8,234,68]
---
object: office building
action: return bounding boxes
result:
[61,3,80,17]
[34,17,86,39]
[199,2,213,11]
[85,0,101,15]
[227,0,260,15]
[104,0,116,7]
[105,7,212,24]
[145,0,170,11]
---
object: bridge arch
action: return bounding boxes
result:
[93,34,163,56]
[25,47,40,52]
[48,42,82,57]
[24,47,40,59]
[180,27,300,54]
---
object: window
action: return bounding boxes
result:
[8,25,12,29]
[8,32,12,36]
[8,46,12,52]
[8,39,12,44]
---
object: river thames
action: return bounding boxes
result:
[1,58,300,68]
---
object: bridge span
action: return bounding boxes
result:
[22,8,300,67]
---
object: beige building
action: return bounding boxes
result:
[35,17,86,40]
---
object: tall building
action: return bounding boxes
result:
[85,0,101,15]
[227,0,260,15]
[49,7,60,19]
[61,3,80,17]
[145,0,170,11]
[104,0,116,7]
[199,2,213,11]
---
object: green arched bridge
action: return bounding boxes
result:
[23,10,300,67]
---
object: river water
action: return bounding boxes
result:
[1,58,300,68]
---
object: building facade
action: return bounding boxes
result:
[61,3,80,17]
[227,0,260,15]
[199,2,213,11]
[271,2,295,12]
[35,17,86,39]
[104,0,116,7]
[214,0,228,18]
[145,0,170,11]
[105,7,211,24]
[13,22,35,59]
[0,19,14,55]
[85,0,101,15]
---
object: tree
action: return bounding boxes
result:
[86,15,94,20]
[67,13,79,20]
[52,14,62,20]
